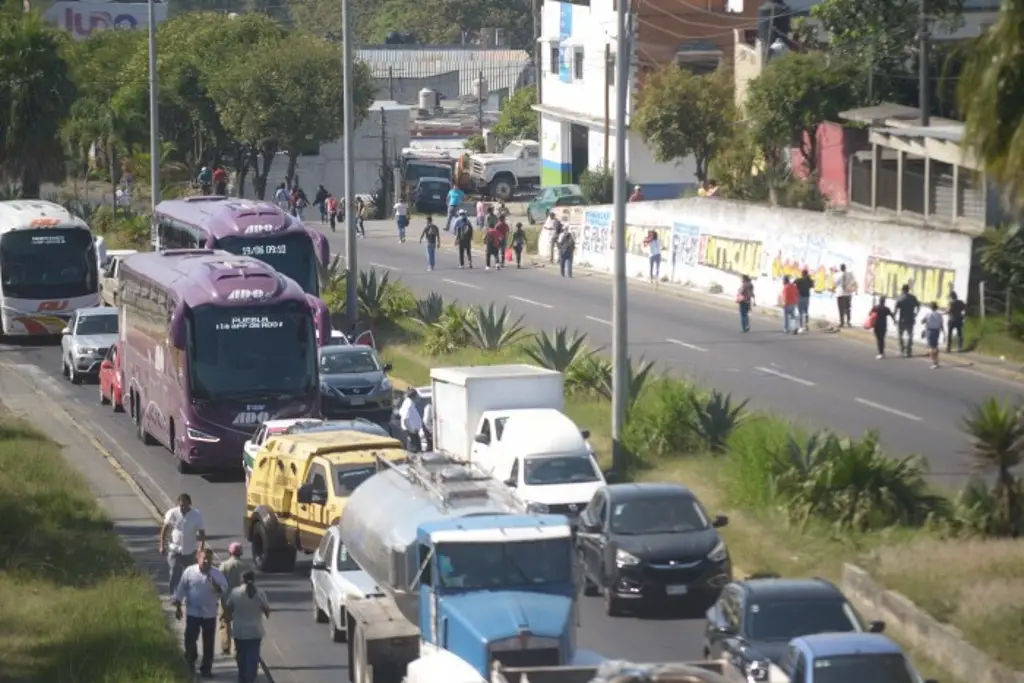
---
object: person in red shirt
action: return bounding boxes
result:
[629,185,644,202]
[781,275,799,334]
[212,167,228,196]
[485,224,502,270]
[495,216,510,269]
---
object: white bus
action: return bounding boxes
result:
[0,200,100,337]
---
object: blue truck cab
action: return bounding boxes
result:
[778,633,938,683]
[415,513,578,678]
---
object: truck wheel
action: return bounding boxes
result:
[328,603,346,643]
[252,521,296,573]
[489,176,515,201]
[353,630,370,683]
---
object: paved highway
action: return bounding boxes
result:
[331,221,1024,484]
[0,344,710,682]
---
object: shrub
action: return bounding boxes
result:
[525,327,590,372]
[686,390,748,454]
[415,293,446,325]
[723,417,796,510]
[466,303,527,351]
[423,303,471,355]
[317,255,346,295]
[579,166,615,204]
[622,380,702,460]
[565,351,610,396]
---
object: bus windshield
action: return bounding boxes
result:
[0,229,98,300]
[217,232,318,296]
[186,301,317,401]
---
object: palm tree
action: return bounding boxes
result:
[962,398,1024,537]
[958,3,1024,203]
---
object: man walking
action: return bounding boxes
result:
[446,185,466,229]
[543,212,562,264]
[947,291,966,353]
[923,301,945,369]
[833,264,857,327]
[794,269,814,332]
[159,493,206,596]
[558,228,576,278]
[895,284,920,357]
[218,542,249,656]
[453,210,474,269]
[173,548,227,678]
[420,216,440,271]
[485,220,502,270]
[398,388,423,452]
[781,275,799,334]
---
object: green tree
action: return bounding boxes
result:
[633,66,734,183]
[810,0,964,102]
[958,3,1024,204]
[363,0,533,48]
[492,86,538,147]
[0,9,77,197]
[745,51,860,178]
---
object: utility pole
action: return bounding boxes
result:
[610,0,630,475]
[477,71,485,132]
[147,0,160,247]
[918,0,930,126]
[379,107,389,205]
[342,0,358,330]
[603,43,611,171]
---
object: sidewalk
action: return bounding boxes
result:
[0,364,239,681]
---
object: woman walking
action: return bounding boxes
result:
[736,275,755,332]
[868,296,896,359]
[224,570,271,683]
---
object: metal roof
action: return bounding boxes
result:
[839,104,923,125]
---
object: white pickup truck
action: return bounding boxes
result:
[429,364,604,518]
[467,140,540,201]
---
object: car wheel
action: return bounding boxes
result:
[61,354,69,377]
[315,600,329,624]
[329,603,346,643]
[69,362,81,385]
[583,575,599,597]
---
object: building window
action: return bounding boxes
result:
[606,52,616,87]
[550,46,559,74]
[573,48,584,80]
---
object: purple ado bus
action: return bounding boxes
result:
[154,197,332,340]
[119,250,321,473]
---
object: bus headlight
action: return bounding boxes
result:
[186,427,220,443]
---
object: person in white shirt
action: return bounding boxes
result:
[645,230,662,282]
[159,493,206,595]
[421,400,434,451]
[542,212,561,264]
[923,301,945,369]
[399,388,423,452]
[394,199,409,242]
[173,548,228,677]
[832,263,858,327]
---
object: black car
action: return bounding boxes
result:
[318,345,394,422]
[703,577,885,682]
[412,177,451,215]
[576,483,731,617]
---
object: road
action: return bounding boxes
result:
[330,220,1024,484]
[0,344,710,683]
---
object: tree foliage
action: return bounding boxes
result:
[633,66,734,182]
[0,9,77,197]
[492,86,538,146]
[745,51,860,176]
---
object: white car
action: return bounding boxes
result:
[242,418,323,478]
[311,525,383,642]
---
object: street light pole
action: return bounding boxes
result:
[342,0,358,330]
[147,0,160,246]
[610,0,630,475]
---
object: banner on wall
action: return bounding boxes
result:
[670,223,701,281]
[580,209,611,257]
[865,256,956,304]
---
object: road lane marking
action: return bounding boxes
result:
[509,295,554,309]
[754,366,816,387]
[666,338,708,352]
[586,315,611,325]
[855,398,922,422]
[370,261,399,271]
[442,278,480,289]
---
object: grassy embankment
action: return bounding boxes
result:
[0,416,190,683]
[377,310,1024,678]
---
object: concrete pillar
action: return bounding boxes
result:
[952,163,960,221]
[870,143,880,210]
[896,149,904,214]
[923,154,931,220]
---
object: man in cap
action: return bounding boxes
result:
[218,542,249,655]
[453,209,474,269]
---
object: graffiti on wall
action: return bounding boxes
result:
[626,226,670,257]
[865,257,956,304]
[766,234,852,295]
[581,209,612,256]
[671,223,701,279]
[698,234,763,278]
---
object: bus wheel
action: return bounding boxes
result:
[136,401,157,446]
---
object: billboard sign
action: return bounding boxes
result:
[44,2,167,40]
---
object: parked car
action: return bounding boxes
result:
[576,482,731,617]
[387,385,431,449]
[526,184,584,224]
[318,345,393,422]
[98,342,124,412]
[778,633,935,683]
[703,577,885,683]
[100,249,138,306]
[61,307,119,384]
[311,525,384,642]
[411,177,452,215]
[242,418,323,479]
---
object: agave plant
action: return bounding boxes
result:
[595,356,657,412]
[686,390,748,454]
[317,255,347,294]
[423,303,471,355]
[415,292,446,325]
[525,327,591,371]
[961,397,1024,537]
[466,304,527,351]
[356,267,394,330]
[565,352,611,396]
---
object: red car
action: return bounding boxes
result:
[98,342,124,412]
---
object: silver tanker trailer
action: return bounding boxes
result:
[338,452,586,683]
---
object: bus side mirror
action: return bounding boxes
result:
[170,302,186,348]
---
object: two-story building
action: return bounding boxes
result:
[532,0,758,198]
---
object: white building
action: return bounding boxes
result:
[533,0,698,198]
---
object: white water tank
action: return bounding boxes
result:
[473,76,489,102]
[418,88,437,111]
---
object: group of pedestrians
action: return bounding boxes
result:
[162,493,270,682]
[541,211,577,278]
[196,166,229,196]
[414,208,527,273]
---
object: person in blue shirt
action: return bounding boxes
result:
[445,186,465,230]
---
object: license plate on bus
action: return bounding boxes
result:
[348,397,365,406]
[666,585,689,596]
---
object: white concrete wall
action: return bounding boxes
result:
[573,199,973,332]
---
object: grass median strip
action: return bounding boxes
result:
[0,416,190,683]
